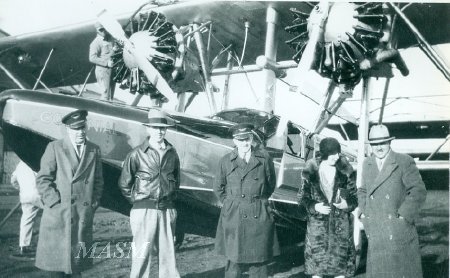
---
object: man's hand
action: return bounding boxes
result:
[92,200,100,210]
[333,198,349,210]
[314,202,331,215]
[10,175,19,189]
[107,60,114,68]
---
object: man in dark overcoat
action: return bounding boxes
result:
[358,124,426,278]
[214,123,279,278]
[35,109,104,276]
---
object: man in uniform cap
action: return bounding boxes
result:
[89,22,116,101]
[214,123,279,278]
[119,109,181,278]
[35,109,104,277]
[358,124,426,278]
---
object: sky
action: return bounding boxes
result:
[0,0,449,153]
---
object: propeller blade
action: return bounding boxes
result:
[293,1,330,79]
[97,9,127,42]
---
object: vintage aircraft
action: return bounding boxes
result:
[0,0,449,246]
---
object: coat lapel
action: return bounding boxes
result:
[241,151,262,180]
[73,142,95,182]
[63,137,79,177]
[227,150,240,176]
[369,152,398,195]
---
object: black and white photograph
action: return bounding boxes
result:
[0,0,448,277]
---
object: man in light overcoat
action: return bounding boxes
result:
[35,109,104,276]
[214,123,279,278]
[358,124,426,278]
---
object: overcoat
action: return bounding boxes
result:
[298,156,357,277]
[35,137,104,274]
[358,151,426,278]
[214,148,280,263]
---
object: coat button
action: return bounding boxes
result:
[370,195,374,200]
[243,215,247,218]
[85,180,89,184]
[389,235,393,240]
[241,194,245,198]
[71,199,75,204]
[385,194,390,199]
[388,214,392,219]
[83,202,89,206]
[254,215,258,219]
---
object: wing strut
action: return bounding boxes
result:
[262,5,279,114]
[192,23,217,113]
[354,77,371,250]
[389,3,450,82]
[33,48,54,90]
[221,51,234,110]
[0,63,26,89]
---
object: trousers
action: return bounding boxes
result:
[95,66,116,101]
[224,260,268,278]
[129,208,179,278]
[19,202,41,247]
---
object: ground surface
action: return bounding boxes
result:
[0,186,448,278]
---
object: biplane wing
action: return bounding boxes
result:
[0,1,449,92]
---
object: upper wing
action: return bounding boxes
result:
[0,1,448,92]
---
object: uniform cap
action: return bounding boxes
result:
[61,109,88,129]
[230,123,254,140]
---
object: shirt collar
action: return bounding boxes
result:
[140,137,172,152]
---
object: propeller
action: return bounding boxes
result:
[97,9,177,108]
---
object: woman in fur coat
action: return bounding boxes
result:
[298,137,357,278]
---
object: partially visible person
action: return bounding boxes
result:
[10,160,42,260]
[119,109,181,278]
[128,87,169,108]
[358,124,427,278]
[214,123,279,278]
[298,137,357,278]
[89,22,116,101]
[35,109,104,277]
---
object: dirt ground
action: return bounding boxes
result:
[0,187,448,278]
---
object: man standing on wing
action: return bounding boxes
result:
[89,22,116,101]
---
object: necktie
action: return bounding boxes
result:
[76,145,82,158]
[377,159,383,170]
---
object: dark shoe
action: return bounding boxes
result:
[10,246,35,261]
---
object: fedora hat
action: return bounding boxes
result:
[143,109,175,127]
[61,109,88,129]
[369,124,395,144]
